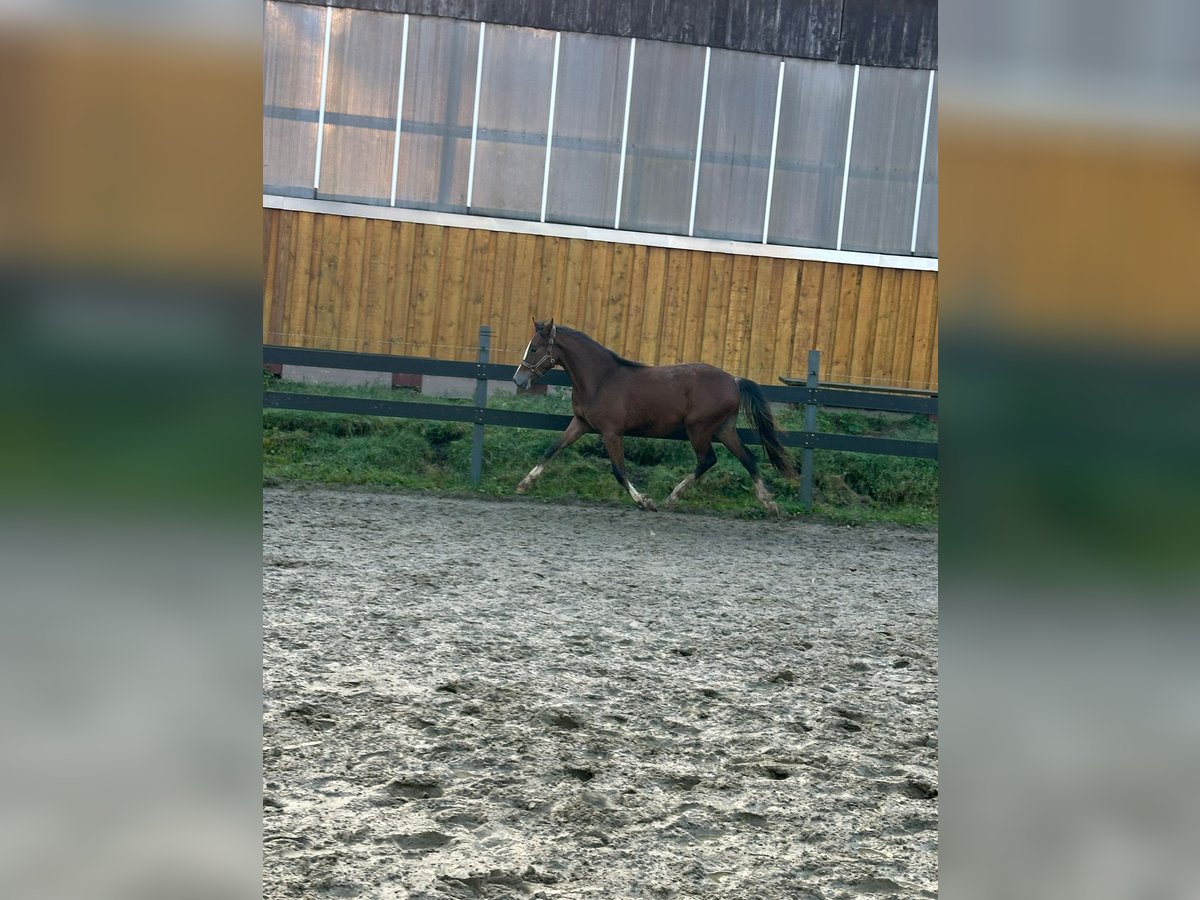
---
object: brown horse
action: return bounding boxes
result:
[512,320,795,512]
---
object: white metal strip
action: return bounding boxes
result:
[761,59,785,244]
[910,69,935,254]
[389,14,410,207]
[688,46,712,238]
[540,32,562,223]
[614,37,636,230]
[312,6,334,191]
[265,194,938,271]
[836,64,860,251]
[466,22,486,209]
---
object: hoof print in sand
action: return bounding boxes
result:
[540,709,586,730]
[283,702,336,730]
[372,775,445,805]
[436,869,536,898]
[377,830,451,852]
[901,776,938,800]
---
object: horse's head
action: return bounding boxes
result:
[513,319,560,389]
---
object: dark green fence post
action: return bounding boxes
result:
[470,326,491,487]
[800,349,820,511]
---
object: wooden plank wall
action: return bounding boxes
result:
[263,208,939,390]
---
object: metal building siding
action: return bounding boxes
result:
[280,0,935,68]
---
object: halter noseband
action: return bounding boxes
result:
[518,324,558,378]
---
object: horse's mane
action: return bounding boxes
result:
[558,326,647,368]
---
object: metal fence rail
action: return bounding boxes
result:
[263,327,938,509]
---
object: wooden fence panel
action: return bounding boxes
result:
[262,208,939,389]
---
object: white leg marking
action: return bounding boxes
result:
[627,482,657,511]
[665,473,696,509]
[517,463,545,493]
[754,477,779,514]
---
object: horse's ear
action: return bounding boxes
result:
[547,317,555,329]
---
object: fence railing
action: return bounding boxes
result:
[263,327,937,509]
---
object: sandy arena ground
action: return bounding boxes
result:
[263,486,938,900]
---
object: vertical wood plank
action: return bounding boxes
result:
[623,244,650,361]
[908,270,938,390]
[640,246,669,363]
[340,215,367,352]
[353,218,371,353]
[682,251,710,364]
[928,314,939,390]
[518,235,547,363]
[723,254,755,377]
[410,225,444,355]
[535,235,561,326]
[747,258,777,383]
[436,226,470,359]
[387,220,418,355]
[489,231,516,353]
[287,211,316,348]
[659,249,691,363]
[551,234,571,324]
[849,264,882,385]
[264,211,289,346]
[507,233,540,362]
[358,219,389,353]
[469,226,498,355]
[263,211,279,340]
[560,237,589,333]
[814,262,842,379]
[311,215,342,350]
[764,258,788,383]
[332,217,353,349]
[770,258,802,382]
[790,261,824,375]
[870,267,899,386]
[700,254,731,365]
[606,242,633,357]
[585,241,614,345]
[453,229,477,356]
[830,264,862,382]
[890,268,921,387]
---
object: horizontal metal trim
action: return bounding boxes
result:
[264,195,938,270]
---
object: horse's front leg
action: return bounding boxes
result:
[602,432,656,511]
[517,416,590,493]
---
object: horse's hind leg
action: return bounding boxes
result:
[517,416,590,493]
[602,432,656,511]
[664,429,719,510]
[715,419,779,514]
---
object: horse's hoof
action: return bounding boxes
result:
[663,498,678,511]
[641,499,658,512]
[516,483,529,494]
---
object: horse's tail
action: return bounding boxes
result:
[736,378,797,479]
